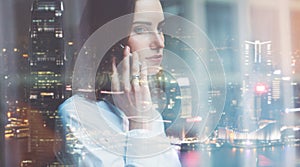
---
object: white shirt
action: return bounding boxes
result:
[58,95,181,167]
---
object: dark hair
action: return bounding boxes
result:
[77,0,137,100]
[79,0,136,46]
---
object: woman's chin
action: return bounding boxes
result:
[147,66,162,75]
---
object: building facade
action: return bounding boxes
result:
[28,0,65,165]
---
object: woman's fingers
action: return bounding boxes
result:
[140,62,148,87]
[112,45,152,113]
[131,51,140,77]
[131,51,141,91]
[140,62,152,111]
[129,51,142,110]
[111,57,120,91]
[131,53,152,112]
[122,46,131,93]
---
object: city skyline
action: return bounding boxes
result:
[1,0,300,166]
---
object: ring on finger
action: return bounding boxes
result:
[139,79,148,86]
[131,74,140,81]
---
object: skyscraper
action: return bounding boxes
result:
[28,0,64,165]
[244,40,273,119]
[239,40,281,140]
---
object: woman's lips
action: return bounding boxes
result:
[145,54,163,62]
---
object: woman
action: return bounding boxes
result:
[58,0,181,166]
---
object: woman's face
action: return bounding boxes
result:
[127,0,165,75]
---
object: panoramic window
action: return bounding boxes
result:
[0,0,299,167]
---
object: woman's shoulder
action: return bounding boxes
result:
[59,94,88,109]
[58,94,124,132]
[58,94,109,113]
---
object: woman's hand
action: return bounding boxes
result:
[111,46,157,130]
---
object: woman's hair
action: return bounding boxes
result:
[78,0,137,100]
[79,0,136,45]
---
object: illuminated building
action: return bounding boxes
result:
[241,40,272,121]
[28,0,65,165]
[0,44,30,166]
[239,40,282,140]
[64,41,77,99]
[219,83,241,129]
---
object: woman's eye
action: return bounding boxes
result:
[133,26,150,34]
[157,26,164,34]
[157,21,165,34]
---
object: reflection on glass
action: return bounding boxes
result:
[0,0,300,166]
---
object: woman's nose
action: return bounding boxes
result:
[150,32,165,50]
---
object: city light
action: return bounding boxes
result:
[186,116,202,123]
[67,41,74,46]
[66,84,72,91]
[1,0,300,166]
[22,54,29,58]
[255,83,268,94]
